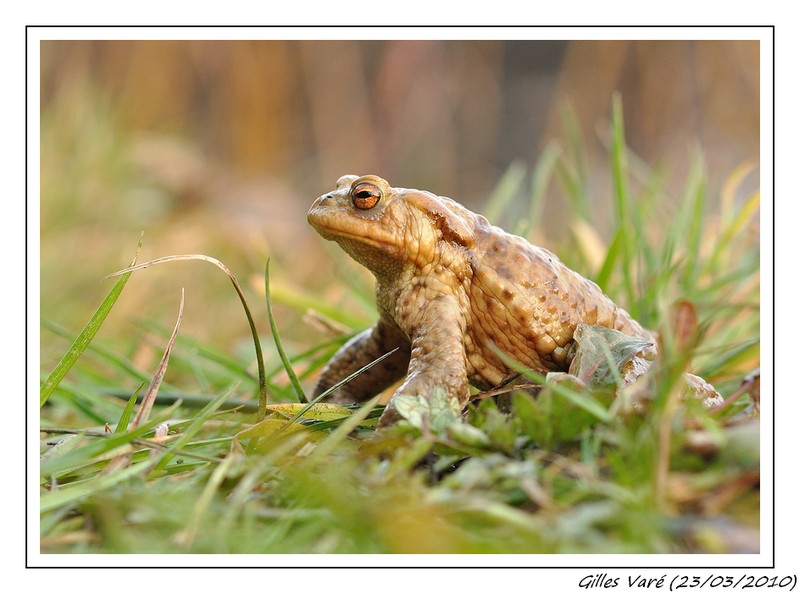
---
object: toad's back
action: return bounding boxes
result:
[434,197,650,386]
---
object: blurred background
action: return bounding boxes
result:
[39,39,760,377]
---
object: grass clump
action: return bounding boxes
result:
[39,98,760,555]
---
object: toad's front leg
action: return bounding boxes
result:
[379,294,470,427]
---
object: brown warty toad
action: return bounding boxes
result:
[307,174,655,426]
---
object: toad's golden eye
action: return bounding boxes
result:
[352,182,382,210]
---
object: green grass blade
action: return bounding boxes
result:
[269,279,372,330]
[40,462,147,514]
[102,253,270,421]
[40,237,142,407]
[609,93,636,306]
[43,381,111,424]
[595,228,622,292]
[679,149,708,290]
[277,347,399,435]
[704,190,760,278]
[115,383,144,433]
[149,384,239,473]
[174,453,238,548]
[489,345,611,422]
[521,141,560,238]
[41,318,168,389]
[482,160,527,224]
[301,395,381,466]
[265,260,307,405]
[40,402,183,478]
[558,102,591,221]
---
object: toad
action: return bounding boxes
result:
[307,174,655,426]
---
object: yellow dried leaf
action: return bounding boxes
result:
[263,403,353,421]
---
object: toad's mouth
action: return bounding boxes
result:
[313,224,399,253]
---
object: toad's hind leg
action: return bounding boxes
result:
[314,318,411,404]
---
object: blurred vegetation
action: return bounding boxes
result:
[41,103,760,553]
[40,39,759,370]
[39,39,760,555]
[40,40,758,199]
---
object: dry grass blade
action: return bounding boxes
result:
[708,368,760,416]
[103,290,184,473]
[104,252,269,419]
[131,289,184,430]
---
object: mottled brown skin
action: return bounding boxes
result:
[307,174,653,426]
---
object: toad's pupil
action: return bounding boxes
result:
[353,184,381,209]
